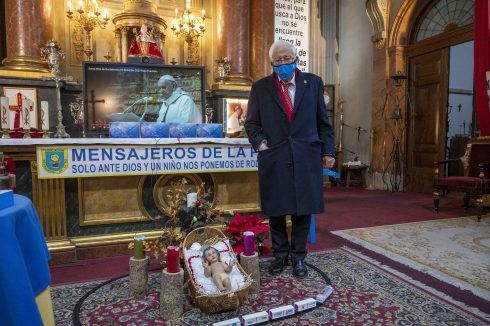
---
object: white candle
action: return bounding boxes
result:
[22,101,30,129]
[0,97,10,129]
[187,192,197,208]
[41,101,49,130]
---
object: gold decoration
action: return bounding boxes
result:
[147,178,222,265]
[66,0,110,61]
[365,0,388,49]
[171,1,205,65]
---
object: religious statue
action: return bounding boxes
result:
[128,23,164,63]
[202,246,235,292]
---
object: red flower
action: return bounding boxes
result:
[195,199,201,207]
[224,213,270,256]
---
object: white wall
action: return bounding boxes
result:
[338,0,373,164]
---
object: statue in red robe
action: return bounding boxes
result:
[127,24,164,61]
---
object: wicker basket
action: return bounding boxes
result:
[183,227,252,314]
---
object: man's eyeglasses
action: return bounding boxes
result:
[272,57,296,66]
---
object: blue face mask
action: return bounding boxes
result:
[273,62,297,80]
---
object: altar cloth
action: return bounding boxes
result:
[0,195,51,326]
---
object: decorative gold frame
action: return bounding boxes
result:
[152,173,205,216]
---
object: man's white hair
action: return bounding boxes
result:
[158,75,176,84]
[268,40,297,61]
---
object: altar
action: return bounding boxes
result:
[0,138,260,262]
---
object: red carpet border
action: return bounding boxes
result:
[51,249,488,326]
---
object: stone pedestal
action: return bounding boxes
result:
[160,268,184,320]
[240,252,260,294]
[129,256,149,297]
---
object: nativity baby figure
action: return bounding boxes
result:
[202,246,235,292]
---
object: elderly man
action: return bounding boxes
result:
[245,40,335,278]
[156,75,202,123]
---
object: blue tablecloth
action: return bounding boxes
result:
[0,195,51,326]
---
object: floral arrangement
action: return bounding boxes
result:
[223,213,271,256]
[132,178,221,265]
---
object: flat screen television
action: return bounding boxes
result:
[82,62,205,135]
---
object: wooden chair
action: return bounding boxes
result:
[433,137,490,221]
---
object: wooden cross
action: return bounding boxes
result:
[85,89,106,128]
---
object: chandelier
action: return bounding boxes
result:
[66,0,110,61]
[171,2,205,65]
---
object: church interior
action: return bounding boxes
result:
[0,0,489,325]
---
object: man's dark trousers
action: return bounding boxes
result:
[269,214,311,262]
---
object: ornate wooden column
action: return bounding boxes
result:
[2,0,52,72]
[216,0,252,85]
[250,0,274,81]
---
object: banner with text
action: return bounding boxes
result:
[36,144,258,179]
[274,0,310,72]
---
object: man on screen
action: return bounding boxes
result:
[156,75,202,123]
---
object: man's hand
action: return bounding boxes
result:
[258,139,269,151]
[322,155,335,169]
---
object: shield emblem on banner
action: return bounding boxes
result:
[42,149,68,174]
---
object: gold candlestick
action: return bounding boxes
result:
[23,128,31,138]
[42,130,50,138]
[1,129,10,138]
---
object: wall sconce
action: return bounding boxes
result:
[390,71,407,120]
[66,0,110,61]
[171,1,205,65]
[391,71,407,88]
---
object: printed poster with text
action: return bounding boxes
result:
[274,0,310,72]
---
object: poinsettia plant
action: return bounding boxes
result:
[223,213,271,256]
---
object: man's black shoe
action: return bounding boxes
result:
[268,256,288,275]
[292,259,308,278]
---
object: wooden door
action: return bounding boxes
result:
[407,49,449,193]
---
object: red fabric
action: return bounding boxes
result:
[8,127,43,138]
[10,93,23,129]
[3,157,15,175]
[467,143,490,177]
[281,82,293,123]
[13,110,20,128]
[127,37,163,59]
[437,176,490,188]
[474,0,490,136]
[274,71,299,124]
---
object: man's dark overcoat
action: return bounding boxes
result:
[245,71,335,216]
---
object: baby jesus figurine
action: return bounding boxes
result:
[202,246,235,292]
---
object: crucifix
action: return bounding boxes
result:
[41,41,73,138]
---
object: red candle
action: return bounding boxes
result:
[166,246,180,273]
[243,231,255,256]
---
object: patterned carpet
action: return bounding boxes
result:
[332,216,490,301]
[51,249,488,325]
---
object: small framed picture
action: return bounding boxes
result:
[2,87,38,129]
[222,97,248,138]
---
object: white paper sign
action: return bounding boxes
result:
[274,0,310,72]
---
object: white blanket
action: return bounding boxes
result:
[184,240,247,295]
